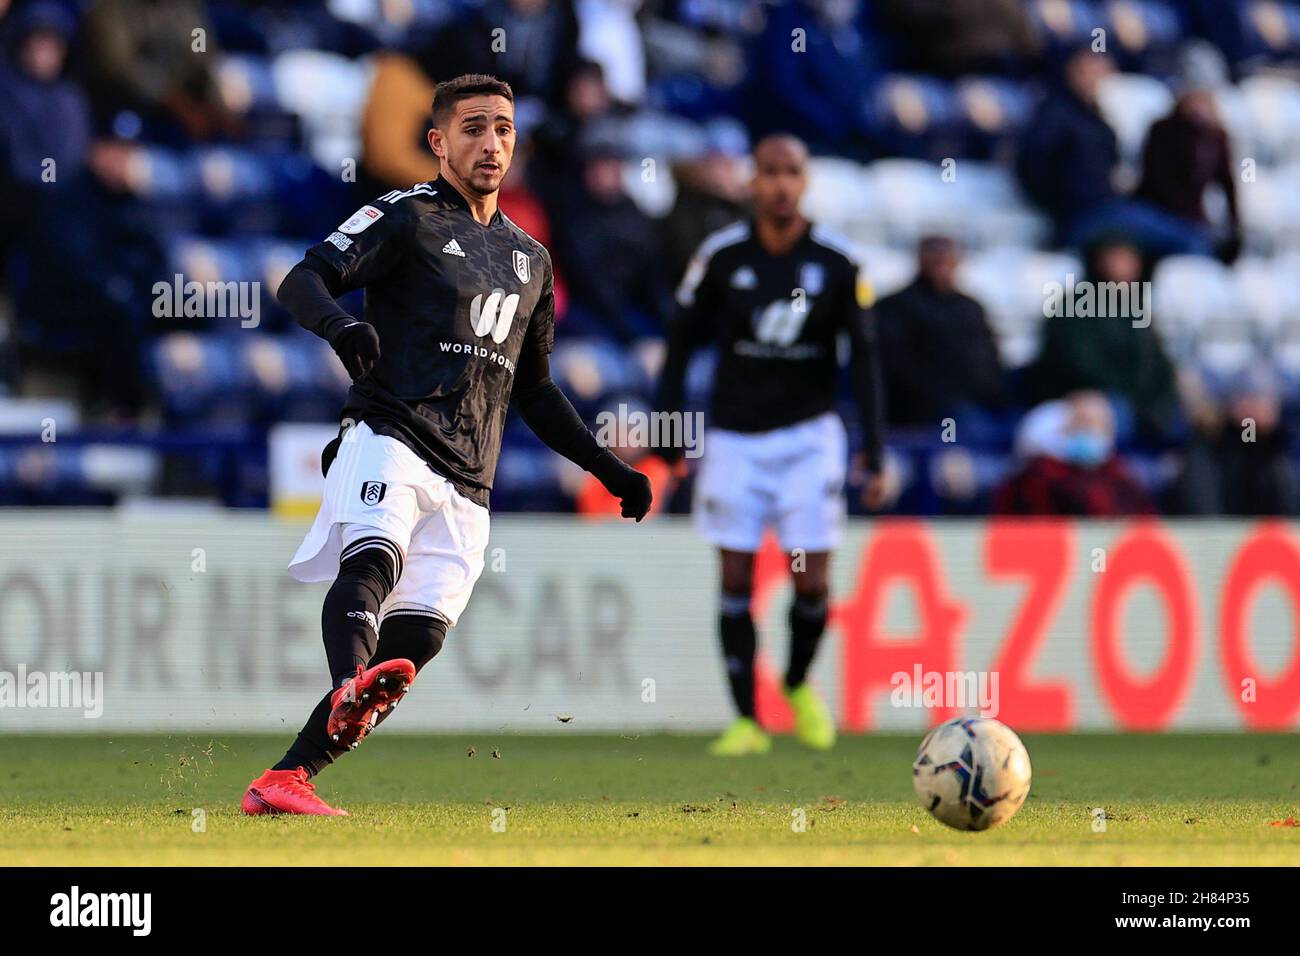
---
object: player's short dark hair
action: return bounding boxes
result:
[431,74,514,128]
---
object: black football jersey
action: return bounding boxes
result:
[657,220,884,465]
[304,177,554,507]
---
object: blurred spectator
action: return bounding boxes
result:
[1016,47,1116,238]
[499,141,568,314]
[1174,365,1299,516]
[639,4,748,117]
[993,392,1156,516]
[1016,47,1213,258]
[358,49,440,190]
[1134,46,1241,263]
[530,59,614,196]
[0,1,90,257]
[351,0,583,193]
[744,0,882,155]
[576,0,647,106]
[81,0,236,142]
[1,0,1296,516]
[875,236,1007,428]
[876,0,1039,77]
[0,2,88,187]
[408,0,579,109]
[0,2,157,412]
[1027,235,1182,441]
[548,137,669,341]
[659,136,749,283]
[1177,0,1250,75]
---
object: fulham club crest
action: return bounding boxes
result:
[513,250,531,284]
[360,481,387,505]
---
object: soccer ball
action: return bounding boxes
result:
[912,717,1032,831]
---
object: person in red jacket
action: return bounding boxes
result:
[994,392,1155,517]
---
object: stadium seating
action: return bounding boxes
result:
[9,0,1300,513]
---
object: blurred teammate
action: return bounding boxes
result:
[657,134,885,756]
[243,75,651,815]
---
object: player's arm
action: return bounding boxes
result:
[511,265,652,521]
[653,242,719,463]
[843,263,887,483]
[277,200,410,378]
[278,261,380,378]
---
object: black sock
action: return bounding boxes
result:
[369,612,447,732]
[320,539,400,686]
[273,691,340,776]
[719,591,756,719]
[785,593,829,689]
[273,611,447,776]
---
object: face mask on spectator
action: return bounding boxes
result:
[1060,431,1110,469]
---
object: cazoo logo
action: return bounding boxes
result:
[470,290,520,344]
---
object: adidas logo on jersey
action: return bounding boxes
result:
[731,266,758,289]
[442,239,466,257]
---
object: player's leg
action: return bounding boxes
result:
[366,610,448,733]
[783,550,836,750]
[243,425,422,815]
[708,547,771,755]
[244,524,417,816]
[365,477,490,732]
[693,428,772,755]
[775,413,847,750]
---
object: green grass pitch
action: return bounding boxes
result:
[0,733,1297,865]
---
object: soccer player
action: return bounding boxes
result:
[656,134,886,756]
[242,74,652,815]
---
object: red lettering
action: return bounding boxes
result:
[1219,523,1300,729]
[1092,525,1197,729]
[838,522,965,730]
[753,535,794,731]
[984,520,1075,730]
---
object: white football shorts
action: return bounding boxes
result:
[288,422,490,627]
[692,411,847,553]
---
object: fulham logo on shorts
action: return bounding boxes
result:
[360,481,387,506]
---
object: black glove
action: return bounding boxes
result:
[591,451,653,521]
[330,321,381,379]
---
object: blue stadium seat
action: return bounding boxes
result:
[1239,0,1300,60]
[149,334,258,424]
[1152,256,1246,348]
[1097,72,1175,163]
[0,446,117,506]
[216,54,280,114]
[954,77,1035,141]
[1104,0,1188,73]
[134,147,203,200]
[802,157,882,235]
[493,435,574,512]
[867,74,962,159]
[1025,0,1108,50]
[1237,76,1300,169]
[550,339,651,412]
